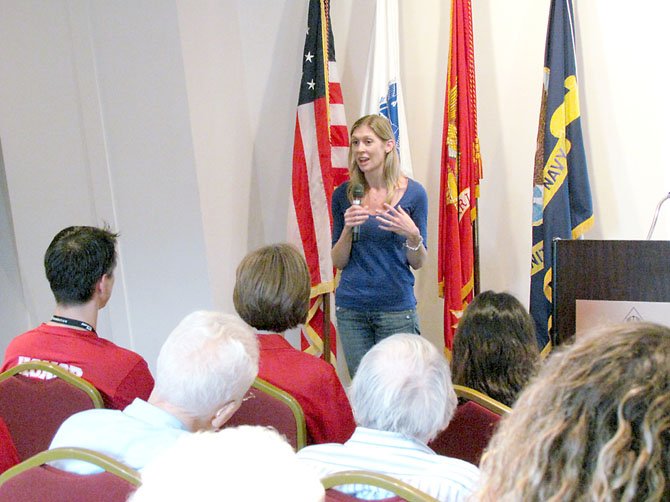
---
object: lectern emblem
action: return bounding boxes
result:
[624,308,643,322]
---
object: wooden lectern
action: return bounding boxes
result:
[552,239,670,346]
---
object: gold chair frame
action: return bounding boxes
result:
[453,384,511,415]
[321,470,439,502]
[0,361,104,408]
[0,447,141,486]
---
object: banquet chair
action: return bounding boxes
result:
[428,385,510,465]
[321,470,439,502]
[225,377,307,450]
[0,447,141,502]
[0,361,104,460]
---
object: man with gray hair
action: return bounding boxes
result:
[297,333,479,501]
[49,311,259,473]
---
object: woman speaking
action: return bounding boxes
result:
[331,114,427,376]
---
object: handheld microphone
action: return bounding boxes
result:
[352,183,365,243]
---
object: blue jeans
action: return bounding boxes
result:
[336,307,421,377]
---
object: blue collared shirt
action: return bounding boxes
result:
[297,427,479,501]
[49,398,189,473]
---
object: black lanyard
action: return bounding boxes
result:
[50,315,96,334]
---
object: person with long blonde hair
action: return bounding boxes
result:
[331,114,428,376]
[477,322,670,501]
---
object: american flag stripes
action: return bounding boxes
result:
[288,0,348,359]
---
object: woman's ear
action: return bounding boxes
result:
[385,139,395,153]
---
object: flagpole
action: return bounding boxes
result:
[473,218,481,296]
[322,292,331,363]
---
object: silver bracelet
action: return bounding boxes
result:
[404,235,423,251]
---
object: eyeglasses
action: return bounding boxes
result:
[241,392,256,403]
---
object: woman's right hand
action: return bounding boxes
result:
[344,204,370,231]
[333,204,369,270]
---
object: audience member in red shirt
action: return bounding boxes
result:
[233,243,355,444]
[1,226,154,409]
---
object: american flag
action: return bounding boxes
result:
[288,0,348,359]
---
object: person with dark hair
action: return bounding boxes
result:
[233,243,355,445]
[332,114,428,377]
[477,322,670,501]
[451,291,539,407]
[1,225,154,409]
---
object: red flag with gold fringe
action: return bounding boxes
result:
[438,0,483,352]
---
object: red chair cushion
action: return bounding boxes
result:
[0,374,98,460]
[428,400,501,466]
[0,465,137,502]
[225,388,299,449]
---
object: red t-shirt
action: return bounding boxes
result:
[1,324,154,410]
[257,334,355,445]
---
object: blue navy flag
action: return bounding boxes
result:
[530,0,594,352]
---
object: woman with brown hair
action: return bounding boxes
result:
[451,291,539,407]
[234,243,355,445]
[477,322,670,501]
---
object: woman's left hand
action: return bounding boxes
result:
[376,204,421,242]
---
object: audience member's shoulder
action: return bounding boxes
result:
[296,440,347,458]
[96,336,148,363]
[433,452,481,475]
[300,350,338,373]
[50,407,120,444]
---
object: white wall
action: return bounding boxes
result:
[0,0,213,369]
[1,0,668,375]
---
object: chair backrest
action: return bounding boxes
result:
[0,447,141,502]
[428,400,502,465]
[321,470,439,502]
[452,385,511,415]
[225,377,307,450]
[0,361,104,460]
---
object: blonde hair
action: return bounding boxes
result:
[346,114,400,204]
[477,322,670,502]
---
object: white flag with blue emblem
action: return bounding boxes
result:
[360,0,413,178]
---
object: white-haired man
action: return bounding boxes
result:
[297,333,479,501]
[130,426,325,502]
[49,311,259,473]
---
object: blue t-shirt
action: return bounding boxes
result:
[332,179,428,311]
